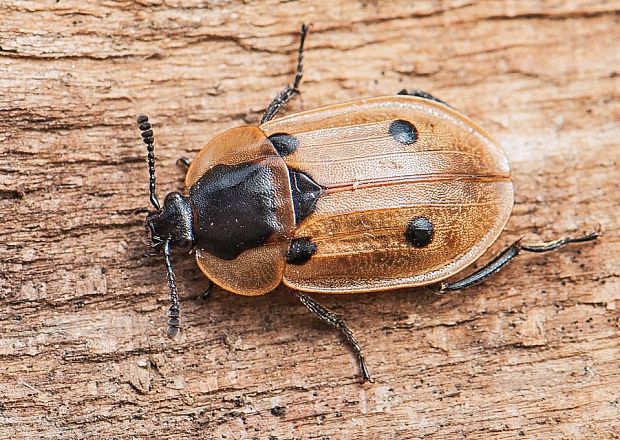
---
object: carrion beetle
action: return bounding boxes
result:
[136,24,597,382]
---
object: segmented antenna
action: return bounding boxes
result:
[137,114,160,210]
[163,240,181,337]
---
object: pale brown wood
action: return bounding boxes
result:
[1,1,619,438]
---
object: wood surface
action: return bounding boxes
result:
[1,1,619,438]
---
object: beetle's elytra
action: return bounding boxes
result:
[137,25,597,382]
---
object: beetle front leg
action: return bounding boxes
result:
[261,24,309,124]
[176,157,191,182]
[177,157,191,169]
[295,292,373,383]
[437,231,599,292]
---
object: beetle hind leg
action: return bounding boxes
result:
[295,292,373,383]
[437,230,599,292]
[397,89,451,107]
[261,24,309,124]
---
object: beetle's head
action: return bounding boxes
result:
[146,192,194,253]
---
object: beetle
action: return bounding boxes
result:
[136,24,597,382]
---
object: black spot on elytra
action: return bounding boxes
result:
[268,133,299,156]
[286,237,317,264]
[389,119,417,145]
[405,217,433,247]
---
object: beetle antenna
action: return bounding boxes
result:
[260,24,310,124]
[137,114,161,210]
[163,240,181,337]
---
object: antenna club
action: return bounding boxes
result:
[137,113,161,210]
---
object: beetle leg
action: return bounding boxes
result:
[176,157,191,169]
[437,231,599,292]
[397,89,451,107]
[201,279,214,301]
[260,24,309,124]
[295,292,373,383]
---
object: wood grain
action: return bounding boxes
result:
[1,1,618,438]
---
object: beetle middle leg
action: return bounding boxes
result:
[397,89,451,107]
[261,24,309,124]
[437,231,599,292]
[177,157,190,181]
[200,279,214,301]
[295,292,373,383]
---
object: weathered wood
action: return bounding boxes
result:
[1,1,619,438]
